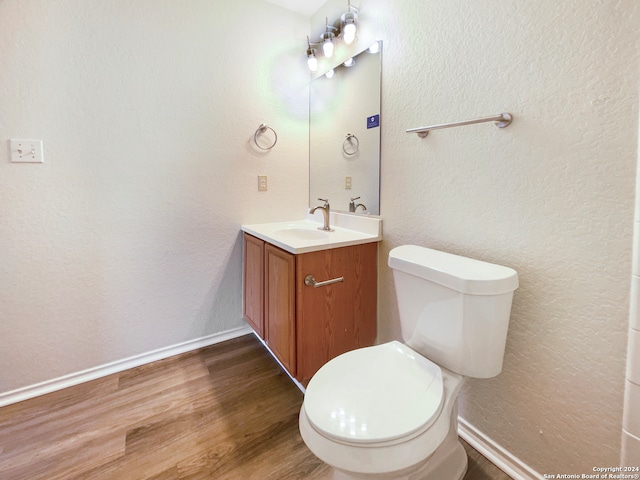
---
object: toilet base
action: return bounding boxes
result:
[329,418,468,480]
[326,397,468,480]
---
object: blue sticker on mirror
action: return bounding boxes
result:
[367,114,380,129]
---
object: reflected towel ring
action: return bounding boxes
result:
[343,133,359,156]
[254,123,278,150]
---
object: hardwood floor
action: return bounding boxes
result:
[0,334,510,479]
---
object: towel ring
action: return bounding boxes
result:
[343,133,359,156]
[254,123,278,150]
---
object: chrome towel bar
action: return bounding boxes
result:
[304,274,344,288]
[406,112,513,138]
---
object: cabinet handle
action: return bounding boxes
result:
[304,274,344,288]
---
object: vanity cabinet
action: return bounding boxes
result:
[243,233,377,382]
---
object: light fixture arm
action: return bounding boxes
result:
[307,35,318,50]
[324,17,338,35]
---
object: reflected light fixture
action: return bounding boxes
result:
[343,57,355,67]
[367,41,380,54]
[325,68,335,79]
[305,1,359,72]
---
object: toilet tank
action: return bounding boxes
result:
[388,245,518,378]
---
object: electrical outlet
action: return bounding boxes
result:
[258,175,268,191]
[345,176,352,189]
[10,139,44,163]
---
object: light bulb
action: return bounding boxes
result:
[325,69,335,79]
[307,52,318,72]
[322,38,334,57]
[343,21,356,44]
[343,57,355,67]
[368,41,380,54]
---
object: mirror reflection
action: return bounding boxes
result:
[309,42,382,215]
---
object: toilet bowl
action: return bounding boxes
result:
[299,245,518,479]
[299,342,467,479]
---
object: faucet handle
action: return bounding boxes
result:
[317,198,330,207]
[350,196,361,202]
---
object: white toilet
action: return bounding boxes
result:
[299,245,519,479]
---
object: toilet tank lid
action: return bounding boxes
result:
[388,245,518,295]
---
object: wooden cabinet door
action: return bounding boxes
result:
[264,243,296,375]
[243,234,264,337]
[295,242,377,381]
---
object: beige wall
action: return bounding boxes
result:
[312,0,639,474]
[0,0,310,395]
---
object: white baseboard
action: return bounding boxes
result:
[458,417,542,480]
[0,325,253,408]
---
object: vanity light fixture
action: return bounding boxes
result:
[321,18,336,58]
[307,37,318,72]
[340,2,357,45]
[306,1,359,72]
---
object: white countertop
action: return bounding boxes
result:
[242,212,382,254]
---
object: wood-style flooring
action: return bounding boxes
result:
[0,334,511,479]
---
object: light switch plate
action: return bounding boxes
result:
[258,175,268,191]
[10,139,44,163]
[345,176,352,189]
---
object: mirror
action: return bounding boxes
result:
[309,42,382,215]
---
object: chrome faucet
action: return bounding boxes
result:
[310,198,333,231]
[349,197,367,213]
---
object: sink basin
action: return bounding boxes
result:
[274,227,330,241]
[242,213,382,254]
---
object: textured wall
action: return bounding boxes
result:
[0,0,310,394]
[313,0,639,474]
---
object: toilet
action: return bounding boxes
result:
[299,245,519,479]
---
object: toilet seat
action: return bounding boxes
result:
[304,341,444,446]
